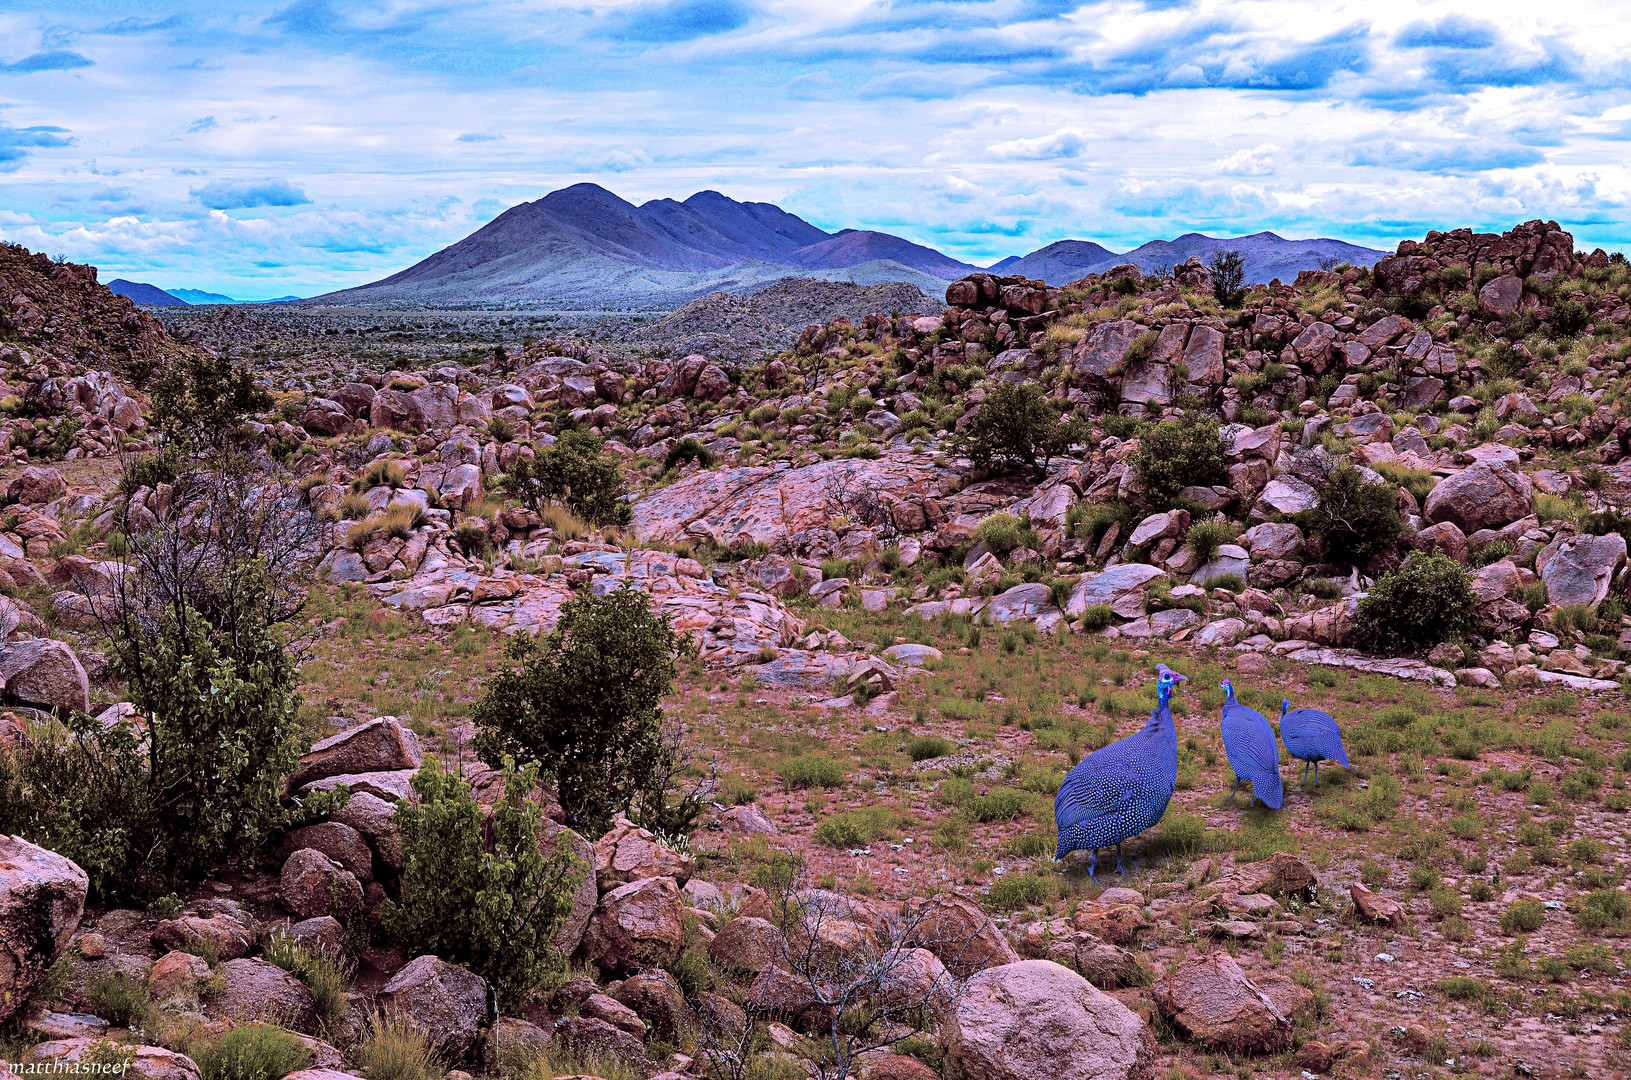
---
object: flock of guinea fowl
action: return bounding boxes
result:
[1053,664,1351,879]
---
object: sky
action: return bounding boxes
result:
[1,1,1629,299]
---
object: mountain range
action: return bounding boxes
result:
[104,281,300,306]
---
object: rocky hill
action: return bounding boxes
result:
[999,232,1388,286]
[3,220,1631,1080]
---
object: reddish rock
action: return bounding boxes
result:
[555,1015,645,1064]
[593,817,693,892]
[0,834,89,1023]
[289,717,422,789]
[707,915,784,976]
[612,970,695,1042]
[151,914,252,960]
[280,848,363,920]
[582,875,686,972]
[941,960,1154,1080]
[276,821,374,882]
[6,467,66,505]
[866,1054,940,1080]
[0,638,90,713]
[1071,902,1149,946]
[1152,952,1291,1054]
[1423,462,1533,534]
[26,1040,200,1080]
[331,791,403,870]
[378,954,493,1064]
[1351,883,1409,927]
[903,895,1020,979]
[208,958,318,1032]
[148,950,210,1001]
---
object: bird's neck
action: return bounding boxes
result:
[1143,700,1173,734]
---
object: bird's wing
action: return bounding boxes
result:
[1221,710,1280,775]
[1055,755,1141,830]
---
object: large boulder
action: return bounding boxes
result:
[612,970,695,1042]
[289,717,423,790]
[1538,533,1627,609]
[1152,952,1291,1054]
[1423,462,1533,533]
[151,914,252,961]
[941,960,1154,1080]
[331,791,403,871]
[582,875,686,972]
[1479,274,1524,316]
[593,818,692,893]
[0,639,90,713]
[903,896,1021,979]
[708,915,784,976]
[208,958,318,1032]
[279,849,363,920]
[1066,564,1164,615]
[276,822,373,882]
[27,1040,201,1080]
[377,954,493,1064]
[0,835,88,1023]
[7,467,66,505]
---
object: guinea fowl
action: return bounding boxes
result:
[1054,664,1188,880]
[1218,678,1283,809]
[1279,699,1350,788]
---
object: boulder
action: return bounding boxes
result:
[985,582,1059,626]
[27,1040,201,1080]
[208,958,318,1032]
[1239,522,1303,562]
[285,916,350,961]
[593,818,693,893]
[903,895,1021,979]
[279,848,363,920]
[1153,952,1291,1053]
[7,467,66,505]
[1479,274,1524,316]
[1253,477,1318,517]
[289,717,423,790]
[612,970,695,1042]
[148,949,210,1001]
[331,791,403,871]
[276,822,373,882]
[1350,883,1408,927]
[1423,462,1533,533]
[546,824,599,957]
[151,914,252,961]
[556,1014,646,1063]
[718,804,778,836]
[708,915,784,976]
[378,954,493,1064]
[941,960,1153,1080]
[1067,564,1164,615]
[582,875,686,972]
[1538,533,1627,608]
[0,638,90,713]
[0,835,88,1023]
[582,992,646,1037]
[1412,521,1468,563]
[1190,544,1250,586]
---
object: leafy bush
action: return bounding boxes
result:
[1207,249,1246,307]
[382,757,586,1007]
[1132,415,1227,510]
[1078,605,1114,630]
[1294,464,1404,566]
[986,872,1059,911]
[972,513,1039,556]
[951,383,1089,479]
[194,1024,312,1080]
[1499,898,1546,934]
[0,588,321,902]
[662,437,714,473]
[779,754,848,790]
[1070,499,1134,543]
[472,586,694,836]
[1552,299,1589,338]
[117,445,187,494]
[1354,552,1478,655]
[907,736,954,762]
[147,350,274,448]
[505,429,632,527]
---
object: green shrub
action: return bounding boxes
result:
[1201,572,1245,593]
[966,789,1030,822]
[779,754,848,790]
[1078,605,1114,630]
[117,444,187,495]
[1294,463,1404,566]
[1071,500,1134,543]
[662,437,714,473]
[195,1024,312,1080]
[504,429,632,527]
[1354,552,1478,655]
[1132,415,1227,510]
[1499,898,1546,934]
[813,808,894,848]
[1185,519,1235,566]
[951,383,1089,479]
[972,513,1040,556]
[907,736,954,762]
[382,757,586,1007]
[1553,299,1589,338]
[986,872,1057,911]
[472,585,695,836]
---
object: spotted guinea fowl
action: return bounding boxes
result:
[1054,664,1188,880]
[1279,699,1350,788]
[1218,678,1283,809]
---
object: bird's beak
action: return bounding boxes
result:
[1175,673,1188,682]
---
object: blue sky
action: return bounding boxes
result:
[1,1,1628,299]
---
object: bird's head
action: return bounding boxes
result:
[1155,664,1188,699]
[1219,678,1234,698]
[1281,698,1290,717]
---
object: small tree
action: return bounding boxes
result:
[503,430,632,527]
[146,351,273,450]
[1131,414,1227,510]
[382,757,585,1008]
[472,585,694,835]
[1354,551,1479,655]
[1294,462,1404,566]
[951,383,1088,480]
[1207,249,1246,308]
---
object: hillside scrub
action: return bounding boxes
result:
[951,382,1088,479]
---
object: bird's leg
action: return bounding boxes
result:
[1088,848,1099,883]
[1115,843,1124,876]
[1313,761,1320,788]
[1227,778,1239,803]
[1301,761,1309,786]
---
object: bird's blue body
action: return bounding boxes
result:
[1055,665,1186,880]
[1279,699,1350,787]
[1218,679,1283,809]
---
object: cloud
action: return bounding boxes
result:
[1346,140,1546,174]
[99,16,183,36]
[456,133,502,142]
[989,130,1090,160]
[186,117,218,134]
[190,179,311,209]
[1395,17,1500,51]
[1216,145,1276,176]
[0,51,94,74]
[0,124,73,172]
[605,0,752,43]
